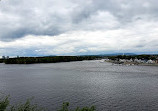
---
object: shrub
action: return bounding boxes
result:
[0,96,9,111]
[0,97,95,111]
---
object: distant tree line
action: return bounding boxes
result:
[108,55,158,60]
[1,55,157,64]
[0,59,4,63]
[1,56,100,64]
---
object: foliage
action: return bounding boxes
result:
[58,102,95,111]
[0,59,4,63]
[0,97,41,111]
[10,99,42,111]
[1,54,158,64]
[4,56,99,64]
[0,96,9,111]
[108,55,158,60]
[0,97,95,111]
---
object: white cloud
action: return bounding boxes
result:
[0,18,158,56]
[0,0,158,56]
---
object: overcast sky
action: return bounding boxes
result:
[0,0,158,56]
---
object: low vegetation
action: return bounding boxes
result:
[0,59,3,63]
[0,96,95,111]
[1,55,158,64]
[1,56,100,64]
[108,55,158,60]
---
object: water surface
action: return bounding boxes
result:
[0,60,158,111]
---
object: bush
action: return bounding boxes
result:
[0,96,9,111]
[58,102,95,111]
[0,97,95,111]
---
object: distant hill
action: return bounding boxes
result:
[43,55,56,57]
[99,53,137,56]
[78,53,137,57]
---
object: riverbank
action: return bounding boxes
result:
[138,63,158,66]
[107,60,158,66]
[0,56,100,64]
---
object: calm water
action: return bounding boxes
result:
[1,60,158,111]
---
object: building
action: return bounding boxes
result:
[134,58,142,63]
[2,56,5,59]
[6,56,9,59]
[2,56,9,59]
[146,59,155,64]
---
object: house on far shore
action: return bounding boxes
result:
[134,58,144,63]
[2,56,5,59]
[156,58,158,63]
[2,56,9,59]
[6,56,9,59]
[146,59,155,64]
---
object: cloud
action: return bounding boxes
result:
[0,18,158,56]
[0,0,158,55]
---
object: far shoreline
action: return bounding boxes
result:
[106,61,158,67]
[0,56,101,64]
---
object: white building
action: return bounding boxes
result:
[146,59,155,64]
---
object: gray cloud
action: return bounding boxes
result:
[1,0,158,40]
[0,0,158,55]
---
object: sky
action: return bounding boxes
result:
[0,0,158,56]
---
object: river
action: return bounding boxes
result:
[0,60,158,111]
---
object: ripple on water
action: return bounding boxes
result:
[1,61,158,111]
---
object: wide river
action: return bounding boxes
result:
[0,60,158,111]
